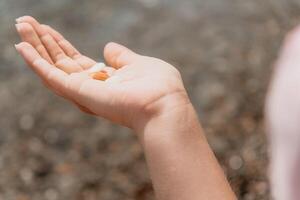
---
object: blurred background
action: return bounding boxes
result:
[1,0,300,199]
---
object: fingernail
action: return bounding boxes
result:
[14,43,21,51]
[15,16,24,23]
[15,24,21,32]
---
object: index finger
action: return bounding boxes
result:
[15,42,68,92]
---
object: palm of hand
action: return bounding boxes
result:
[15,16,186,129]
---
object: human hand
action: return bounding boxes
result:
[15,16,190,133]
[15,16,237,200]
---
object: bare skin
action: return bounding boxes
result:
[15,16,236,200]
[266,26,300,200]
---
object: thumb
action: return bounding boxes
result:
[103,42,139,69]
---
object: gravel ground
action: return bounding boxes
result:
[1,0,300,199]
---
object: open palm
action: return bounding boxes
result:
[15,16,188,130]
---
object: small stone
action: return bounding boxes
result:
[44,129,59,144]
[138,0,159,8]
[55,163,74,174]
[255,181,268,195]
[19,168,33,184]
[29,138,43,153]
[59,176,74,190]
[16,194,30,200]
[229,155,243,170]
[45,189,58,200]
[19,114,34,130]
[243,193,255,200]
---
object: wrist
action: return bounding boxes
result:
[134,92,203,145]
[133,89,189,125]
[133,97,236,200]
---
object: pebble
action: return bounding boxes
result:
[138,0,159,8]
[88,63,106,73]
[19,168,33,184]
[19,114,34,131]
[28,138,43,153]
[229,155,243,170]
[255,181,268,195]
[243,193,255,200]
[45,189,58,200]
[44,129,59,144]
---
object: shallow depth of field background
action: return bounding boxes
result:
[1,0,300,199]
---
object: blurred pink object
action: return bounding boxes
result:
[266,26,300,200]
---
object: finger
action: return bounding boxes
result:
[104,42,139,69]
[16,18,80,73]
[20,22,73,70]
[42,24,96,69]
[15,22,53,64]
[15,42,68,93]
[39,32,67,62]
[15,41,99,116]
[16,16,80,58]
[55,57,84,74]
[41,24,80,58]
[39,33,83,73]
[16,16,45,36]
[17,16,96,69]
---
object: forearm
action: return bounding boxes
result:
[138,103,236,200]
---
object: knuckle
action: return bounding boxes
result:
[35,44,45,52]
[19,23,34,33]
[54,52,65,60]
[41,34,52,42]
